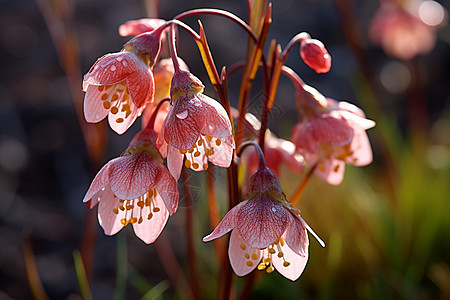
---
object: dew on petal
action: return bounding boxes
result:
[122,60,128,67]
[110,65,117,71]
[176,110,188,119]
[116,56,123,62]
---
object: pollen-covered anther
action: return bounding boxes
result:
[112,187,160,227]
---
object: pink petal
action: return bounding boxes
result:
[284,213,309,256]
[203,201,247,242]
[83,160,114,203]
[166,145,184,180]
[126,64,155,108]
[163,97,203,150]
[197,94,233,138]
[315,158,345,185]
[119,18,166,37]
[340,111,376,131]
[309,114,354,147]
[236,197,289,249]
[132,194,169,244]
[348,130,373,166]
[207,137,234,168]
[272,234,309,281]
[228,230,261,276]
[108,104,138,135]
[84,52,137,86]
[109,153,158,199]
[155,165,179,215]
[83,85,109,123]
[98,187,125,236]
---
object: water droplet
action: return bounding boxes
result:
[116,56,123,61]
[193,101,201,107]
[271,207,277,212]
[208,124,215,132]
[176,110,188,119]
[110,65,116,71]
[122,60,128,67]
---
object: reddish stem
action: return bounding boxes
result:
[289,162,317,205]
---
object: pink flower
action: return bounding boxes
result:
[83,127,178,244]
[300,38,331,73]
[369,0,447,60]
[244,131,305,177]
[119,18,166,37]
[157,69,235,179]
[291,83,375,185]
[203,142,323,281]
[83,51,155,134]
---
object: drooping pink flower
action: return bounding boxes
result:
[141,58,189,134]
[83,127,178,244]
[119,18,166,37]
[83,51,155,134]
[291,83,375,185]
[369,0,447,60]
[300,38,331,73]
[204,142,323,281]
[157,69,235,179]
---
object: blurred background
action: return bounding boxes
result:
[1,0,449,299]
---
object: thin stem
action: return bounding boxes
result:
[146,98,170,129]
[169,23,180,72]
[289,162,318,206]
[182,169,202,300]
[174,8,258,42]
[280,32,310,61]
[238,141,267,171]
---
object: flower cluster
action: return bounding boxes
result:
[81,3,375,286]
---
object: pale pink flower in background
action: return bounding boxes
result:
[300,38,331,73]
[83,51,155,134]
[369,0,447,60]
[119,18,166,37]
[244,131,305,177]
[291,83,375,185]
[83,127,178,244]
[157,69,234,179]
[204,143,323,281]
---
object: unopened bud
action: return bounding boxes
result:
[300,39,331,73]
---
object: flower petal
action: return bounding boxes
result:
[163,96,203,150]
[316,158,345,185]
[207,136,234,168]
[203,201,247,242]
[166,145,184,180]
[132,194,169,244]
[83,160,114,203]
[197,94,233,138]
[98,186,125,236]
[284,213,309,256]
[84,52,137,86]
[272,233,309,281]
[83,85,109,123]
[228,229,261,276]
[109,153,158,199]
[347,129,373,166]
[126,64,155,108]
[237,197,289,249]
[155,165,179,215]
[108,104,138,135]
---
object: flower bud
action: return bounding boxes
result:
[299,38,331,73]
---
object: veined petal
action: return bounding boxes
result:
[132,194,169,244]
[83,85,109,123]
[228,230,261,276]
[237,197,289,249]
[166,145,184,180]
[203,201,247,242]
[197,94,233,138]
[109,153,158,199]
[126,64,155,108]
[284,213,309,256]
[207,136,234,168]
[155,165,179,215]
[163,97,203,150]
[83,160,115,203]
[84,52,139,86]
[98,187,125,236]
[340,110,376,131]
[272,234,309,281]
